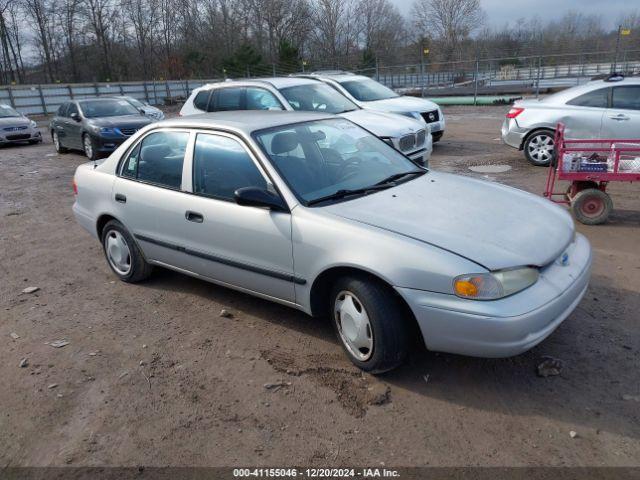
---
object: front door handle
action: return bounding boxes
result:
[115,193,126,203]
[185,211,203,223]
[609,114,630,121]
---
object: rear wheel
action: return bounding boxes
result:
[83,133,99,160]
[52,131,68,153]
[330,275,409,374]
[524,129,555,166]
[571,188,612,225]
[101,220,152,282]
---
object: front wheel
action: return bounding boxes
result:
[524,130,555,166]
[101,220,152,282]
[330,275,409,374]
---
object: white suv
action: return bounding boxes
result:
[180,77,432,166]
[300,72,445,142]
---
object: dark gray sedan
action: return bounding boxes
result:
[50,98,154,160]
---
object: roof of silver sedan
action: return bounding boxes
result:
[160,110,336,132]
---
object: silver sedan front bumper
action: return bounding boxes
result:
[397,233,592,358]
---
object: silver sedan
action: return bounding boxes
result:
[502,75,640,165]
[73,111,592,373]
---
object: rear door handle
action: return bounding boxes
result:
[115,193,126,203]
[185,211,203,223]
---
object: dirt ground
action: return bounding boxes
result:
[1,106,639,468]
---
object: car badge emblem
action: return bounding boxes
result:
[560,253,570,266]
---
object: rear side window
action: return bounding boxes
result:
[193,91,211,111]
[121,131,189,189]
[212,88,244,111]
[193,133,267,201]
[612,86,640,111]
[567,88,610,108]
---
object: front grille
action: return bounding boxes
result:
[4,126,28,132]
[6,133,31,140]
[399,134,416,152]
[421,110,439,123]
[118,127,138,136]
[416,129,426,147]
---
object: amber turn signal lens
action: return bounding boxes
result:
[454,279,479,297]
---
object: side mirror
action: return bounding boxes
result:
[138,108,147,115]
[234,187,287,212]
[70,112,80,122]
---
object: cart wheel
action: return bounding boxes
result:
[566,181,598,200]
[571,188,612,225]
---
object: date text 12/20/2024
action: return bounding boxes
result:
[233,468,400,478]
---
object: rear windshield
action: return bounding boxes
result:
[0,104,21,118]
[79,99,140,118]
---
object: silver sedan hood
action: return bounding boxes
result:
[0,116,29,127]
[322,172,574,271]
[362,95,439,113]
[339,109,425,138]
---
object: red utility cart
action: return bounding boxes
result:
[544,123,640,224]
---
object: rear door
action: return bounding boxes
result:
[564,86,609,138]
[112,128,200,272]
[602,85,640,139]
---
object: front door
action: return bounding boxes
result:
[180,131,296,302]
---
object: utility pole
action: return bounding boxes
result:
[420,41,429,98]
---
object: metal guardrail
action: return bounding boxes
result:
[0,79,222,116]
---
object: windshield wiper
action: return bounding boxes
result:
[307,184,393,206]
[373,170,425,186]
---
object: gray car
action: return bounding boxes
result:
[0,104,42,145]
[50,97,154,160]
[72,111,592,373]
[502,75,640,165]
[115,95,165,121]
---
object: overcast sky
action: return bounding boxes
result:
[390,0,634,29]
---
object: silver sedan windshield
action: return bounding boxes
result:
[254,119,423,205]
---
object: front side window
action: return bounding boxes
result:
[246,87,283,110]
[338,78,399,102]
[56,103,68,117]
[121,131,189,189]
[213,88,244,111]
[79,99,140,118]
[254,119,422,205]
[279,83,359,114]
[612,86,640,111]
[193,134,267,201]
[567,88,610,108]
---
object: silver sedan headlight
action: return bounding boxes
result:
[30,120,37,128]
[453,267,539,300]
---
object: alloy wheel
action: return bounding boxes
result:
[527,134,554,164]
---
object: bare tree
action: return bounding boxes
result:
[411,0,484,61]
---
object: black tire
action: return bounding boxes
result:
[432,131,443,143]
[52,131,68,153]
[571,188,612,225]
[101,220,152,282]
[83,133,99,161]
[524,129,555,166]
[330,275,409,374]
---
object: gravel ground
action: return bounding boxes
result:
[1,105,639,468]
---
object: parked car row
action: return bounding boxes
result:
[70,79,592,373]
[0,104,42,145]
